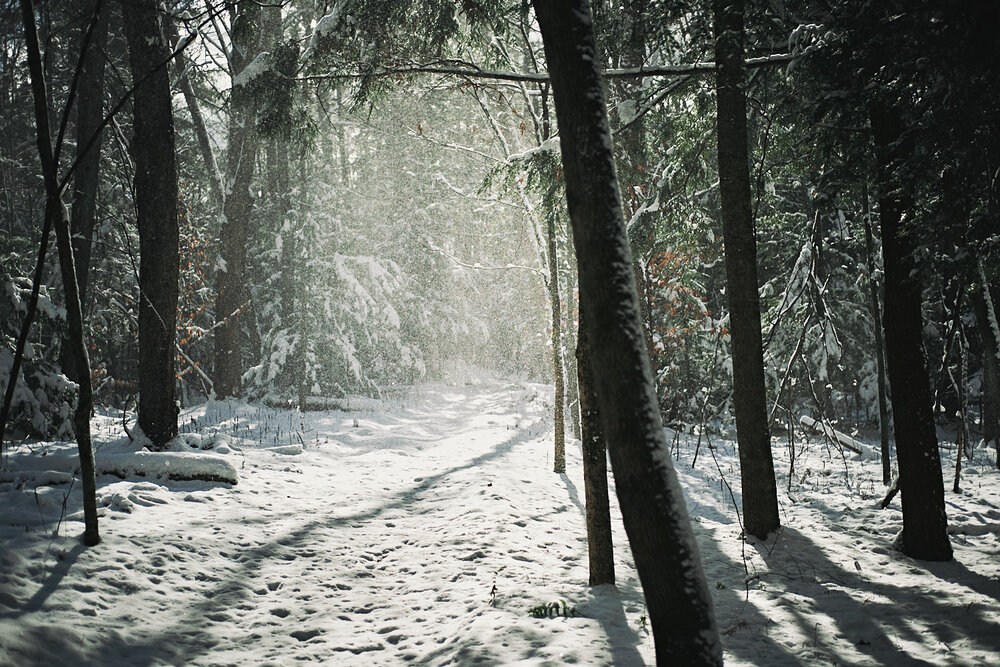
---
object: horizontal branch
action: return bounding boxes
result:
[297,53,795,86]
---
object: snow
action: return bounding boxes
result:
[506,136,561,162]
[306,2,350,55]
[1,379,998,665]
[232,52,271,89]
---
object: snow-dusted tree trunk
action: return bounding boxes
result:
[714,0,779,539]
[214,1,262,398]
[532,0,721,662]
[123,0,180,449]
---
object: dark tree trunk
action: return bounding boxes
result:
[20,0,99,545]
[714,0,779,539]
[576,301,615,586]
[863,209,892,485]
[69,0,106,312]
[123,0,179,449]
[59,0,107,386]
[214,0,262,398]
[532,0,721,662]
[970,253,1000,467]
[869,99,952,561]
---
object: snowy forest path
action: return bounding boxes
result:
[4,381,999,665]
[0,380,651,665]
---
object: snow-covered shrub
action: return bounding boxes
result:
[1,263,76,439]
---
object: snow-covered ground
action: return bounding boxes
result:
[1,377,998,665]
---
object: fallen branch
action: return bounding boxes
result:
[880,475,900,509]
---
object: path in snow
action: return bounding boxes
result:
[1,381,653,665]
[2,378,1000,666]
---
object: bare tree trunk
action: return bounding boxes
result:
[69,0,107,313]
[870,99,951,561]
[533,0,721,661]
[547,209,566,473]
[214,0,262,398]
[953,322,968,492]
[56,0,106,386]
[714,0,779,539]
[576,300,614,586]
[862,206,892,484]
[20,0,99,545]
[971,253,1000,468]
[123,0,179,449]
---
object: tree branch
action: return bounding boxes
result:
[296,53,795,85]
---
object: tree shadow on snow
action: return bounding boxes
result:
[744,526,999,664]
[560,471,647,666]
[0,542,86,619]
[82,425,548,666]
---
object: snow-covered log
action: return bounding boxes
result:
[799,415,865,455]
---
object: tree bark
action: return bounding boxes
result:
[214,1,262,398]
[547,209,566,473]
[576,301,615,586]
[970,253,1000,467]
[69,0,107,312]
[869,99,952,561]
[57,0,106,386]
[862,208,892,485]
[20,0,99,545]
[123,0,179,449]
[532,0,721,662]
[714,0,779,539]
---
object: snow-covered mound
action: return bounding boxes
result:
[0,380,998,665]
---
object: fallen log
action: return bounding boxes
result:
[799,415,864,455]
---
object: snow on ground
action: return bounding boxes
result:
[0,377,998,666]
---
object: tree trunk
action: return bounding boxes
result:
[214,1,262,398]
[20,0,99,545]
[69,0,107,312]
[714,0,779,539]
[547,210,566,473]
[576,300,614,586]
[869,99,952,561]
[58,0,106,386]
[262,4,298,396]
[971,253,1000,467]
[863,208,892,484]
[532,1,721,662]
[123,0,179,449]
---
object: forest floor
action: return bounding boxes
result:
[1,376,999,666]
